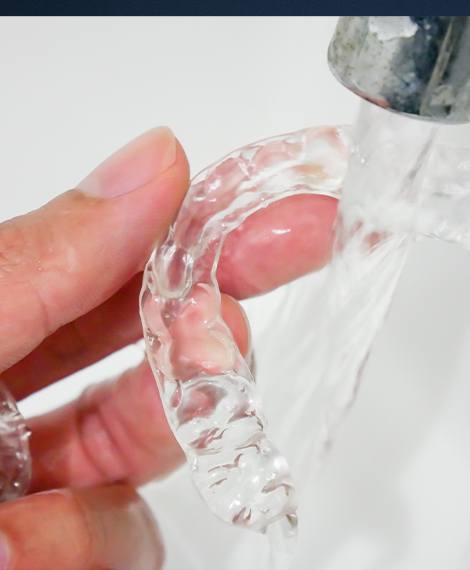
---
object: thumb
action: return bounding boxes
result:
[0,127,189,369]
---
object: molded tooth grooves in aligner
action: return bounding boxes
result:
[175,373,297,533]
[139,126,348,537]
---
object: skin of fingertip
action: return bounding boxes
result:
[0,141,189,373]
[0,486,164,570]
[217,194,338,299]
[220,294,251,357]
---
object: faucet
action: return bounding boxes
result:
[328,16,470,124]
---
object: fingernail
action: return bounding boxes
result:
[0,532,11,570]
[79,127,177,198]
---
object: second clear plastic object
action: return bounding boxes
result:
[0,381,31,501]
[139,127,347,538]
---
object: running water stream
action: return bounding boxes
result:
[265,102,436,569]
[284,102,436,482]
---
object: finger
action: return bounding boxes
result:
[219,293,250,358]
[217,193,338,299]
[4,131,336,394]
[4,276,247,400]
[28,362,182,492]
[167,284,250,380]
[4,194,333,398]
[28,296,250,491]
[0,484,163,570]
[2,274,143,400]
[0,127,189,370]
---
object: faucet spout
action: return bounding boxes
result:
[328,16,470,124]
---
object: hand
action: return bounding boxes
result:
[0,127,337,570]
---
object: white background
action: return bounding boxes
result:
[2,16,470,570]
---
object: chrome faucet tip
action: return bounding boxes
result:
[328,16,470,124]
